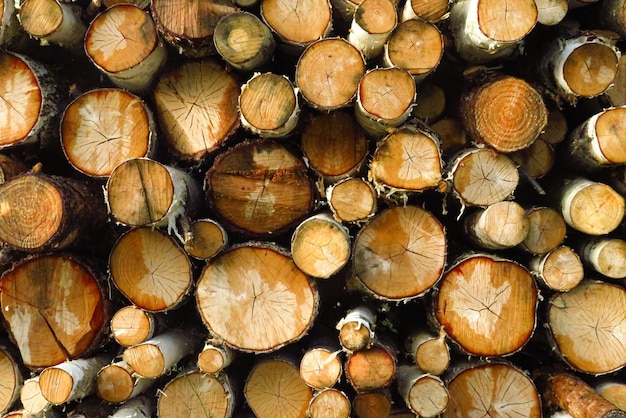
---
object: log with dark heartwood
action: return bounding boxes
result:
[1,1,626,417]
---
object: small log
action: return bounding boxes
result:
[61,89,156,177]
[153,59,240,161]
[544,372,626,418]
[110,395,154,418]
[0,154,26,184]
[600,0,626,38]
[197,341,234,374]
[260,0,332,49]
[407,329,450,376]
[568,106,626,169]
[39,355,111,405]
[547,280,626,375]
[539,33,620,104]
[447,148,519,208]
[106,158,202,234]
[336,306,376,352]
[20,376,51,416]
[245,358,312,418]
[581,237,626,279]
[239,72,299,138]
[110,305,162,347]
[295,38,366,111]
[291,212,351,279]
[434,254,538,357]
[347,0,397,60]
[383,19,444,82]
[354,67,416,135]
[95,360,153,404]
[183,218,228,260]
[0,172,105,252]
[109,227,193,312]
[150,0,237,58]
[345,341,397,392]
[449,0,537,63]
[85,4,167,93]
[157,370,236,418]
[196,243,319,353]
[326,178,377,224]
[299,336,342,389]
[401,0,450,23]
[529,245,584,291]
[534,0,568,25]
[0,254,108,369]
[540,108,569,146]
[459,75,548,153]
[368,125,443,198]
[0,346,21,415]
[213,11,275,72]
[0,51,67,150]
[510,138,555,179]
[18,0,86,52]
[330,0,364,21]
[596,380,626,411]
[396,365,449,417]
[352,390,392,418]
[559,178,625,236]
[521,207,567,255]
[307,388,351,418]
[300,110,369,183]
[463,201,530,250]
[353,205,447,301]
[443,362,541,417]
[205,140,315,235]
[122,330,202,379]
[413,83,446,123]
[430,117,468,155]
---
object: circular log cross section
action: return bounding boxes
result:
[196,245,318,352]
[296,38,366,110]
[261,0,331,46]
[18,0,62,37]
[0,348,20,414]
[308,389,351,418]
[0,255,107,369]
[435,255,537,357]
[522,207,566,254]
[96,363,134,404]
[353,391,392,418]
[584,238,626,279]
[327,177,377,223]
[109,227,192,312]
[300,348,343,389]
[477,0,538,42]
[61,89,152,177]
[460,76,547,152]
[153,59,240,161]
[443,363,541,417]
[563,43,619,97]
[404,0,450,22]
[548,280,626,375]
[510,138,555,178]
[532,246,584,291]
[157,371,234,418]
[593,107,626,164]
[183,219,227,260]
[0,52,41,147]
[384,19,443,78]
[205,140,315,235]
[345,345,396,392]
[353,205,446,301]
[110,305,154,347]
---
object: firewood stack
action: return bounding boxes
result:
[1,0,626,417]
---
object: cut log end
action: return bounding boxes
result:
[404,0,450,22]
[299,348,343,389]
[327,178,377,223]
[477,0,538,42]
[158,371,234,418]
[308,388,351,418]
[261,0,332,46]
[593,107,626,165]
[464,201,530,250]
[564,43,620,97]
[39,368,73,405]
[18,0,63,38]
[346,344,396,392]
[184,219,228,260]
[96,363,134,404]
[522,207,567,255]
[110,305,154,347]
[531,246,584,291]
[384,19,443,79]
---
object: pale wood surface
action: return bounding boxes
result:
[261,0,332,46]
[308,388,350,418]
[521,207,567,255]
[327,178,377,223]
[384,19,443,79]
[346,344,396,392]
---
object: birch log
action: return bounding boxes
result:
[20,376,52,416]
[308,388,351,418]
[183,218,228,260]
[401,0,450,23]
[336,306,376,352]
[0,0,23,49]
[345,341,397,392]
[110,305,162,347]
[529,246,584,291]
[197,341,234,374]
[39,355,111,405]
[352,391,392,418]
[581,237,626,279]
[511,138,555,179]
[596,381,626,411]
[534,0,568,26]
[299,343,343,389]
[18,0,86,52]
[521,207,567,255]
[261,0,332,50]
[326,178,377,223]
[396,365,449,417]
[0,346,21,415]
[347,0,397,60]
[463,201,530,250]
[95,360,153,404]
[407,329,450,376]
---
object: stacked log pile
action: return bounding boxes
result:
[1,0,626,417]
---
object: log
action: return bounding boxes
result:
[559,177,625,236]
[449,0,538,63]
[150,0,237,58]
[547,280,626,375]
[535,0,568,26]
[299,334,342,389]
[521,206,567,255]
[205,140,315,235]
[213,11,275,72]
[596,380,626,411]
[0,155,26,185]
[581,237,626,279]
[197,341,234,374]
[600,0,626,38]
[260,0,332,49]
[0,346,21,415]
[443,362,542,417]
[96,360,153,404]
[20,376,51,416]
[347,0,397,60]
[354,67,416,135]
[295,38,366,111]
[336,306,376,352]
[544,372,626,418]
[396,365,449,417]
[463,200,530,250]
[529,245,584,291]
[183,218,228,260]
[307,388,351,418]
[238,72,299,138]
[300,110,369,183]
[407,328,450,376]
[430,117,468,156]
[330,0,364,21]
[196,243,319,352]
[0,51,67,150]
[434,254,538,357]
[345,341,397,392]
[61,89,156,178]
[245,358,312,418]
[511,138,555,180]
[459,75,548,153]
[18,0,86,52]
[0,0,24,50]
[352,390,392,418]
[326,178,377,224]
[352,205,447,301]
[110,305,162,347]
[85,4,167,93]
[412,83,446,123]
[157,370,236,418]
[383,19,444,82]
[153,58,240,161]
[401,0,450,23]
[540,108,569,146]
[0,254,108,369]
